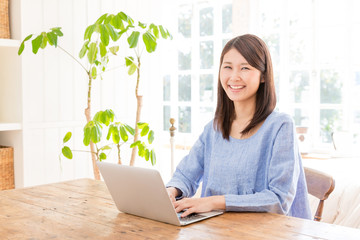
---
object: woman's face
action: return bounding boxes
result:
[220,48,262,104]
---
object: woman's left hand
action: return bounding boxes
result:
[174,195,226,217]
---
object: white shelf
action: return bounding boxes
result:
[0,123,22,131]
[0,39,20,48]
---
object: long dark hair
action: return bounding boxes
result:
[214,34,276,140]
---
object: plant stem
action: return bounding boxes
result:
[117,144,122,165]
[85,73,100,180]
[129,56,142,166]
[57,45,88,73]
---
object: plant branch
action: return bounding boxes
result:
[57,45,88,73]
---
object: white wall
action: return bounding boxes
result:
[17,0,174,186]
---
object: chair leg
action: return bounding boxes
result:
[314,200,324,221]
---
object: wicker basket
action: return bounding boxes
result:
[0,0,10,39]
[0,145,14,190]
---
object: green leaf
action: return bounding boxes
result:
[127,31,140,48]
[159,25,167,39]
[145,149,150,161]
[91,66,97,79]
[150,24,159,38]
[137,122,148,129]
[63,132,72,143]
[128,64,137,75]
[138,144,145,157]
[109,46,119,55]
[106,125,114,140]
[125,56,134,66]
[112,14,124,30]
[150,150,156,165]
[105,23,119,41]
[96,13,108,24]
[51,27,63,36]
[148,130,154,144]
[31,34,43,54]
[18,34,33,55]
[40,35,48,49]
[62,146,73,159]
[84,24,96,40]
[99,152,107,161]
[90,123,102,143]
[46,32,57,46]
[93,111,102,122]
[140,125,150,137]
[99,41,106,58]
[100,145,112,151]
[105,14,114,24]
[83,127,91,146]
[99,24,109,46]
[130,140,141,148]
[124,124,135,135]
[142,32,157,53]
[104,109,115,122]
[119,125,128,142]
[79,40,89,59]
[118,11,134,25]
[87,42,98,64]
[138,21,147,29]
[112,127,120,144]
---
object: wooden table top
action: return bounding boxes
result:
[1,178,359,240]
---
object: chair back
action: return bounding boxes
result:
[304,167,335,221]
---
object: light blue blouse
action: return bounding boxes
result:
[166,111,311,219]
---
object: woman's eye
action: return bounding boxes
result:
[241,67,249,70]
[224,66,232,69]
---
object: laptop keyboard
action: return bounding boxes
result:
[177,212,205,222]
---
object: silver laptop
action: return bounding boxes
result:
[97,162,223,226]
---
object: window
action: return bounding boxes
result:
[162,0,232,142]
[253,0,360,151]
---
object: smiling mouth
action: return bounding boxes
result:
[229,85,245,90]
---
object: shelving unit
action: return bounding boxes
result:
[0,0,23,187]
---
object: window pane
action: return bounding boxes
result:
[320,109,342,143]
[178,50,191,70]
[200,74,213,102]
[354,71,360,106]
[288,0,312,28]
[163,105,171,131]
[353,110,360,144]
[178,6,192,38]
[200,41,214,69]
[293,108,309,126]
[179,106,191,133]
[222,39,229,48]
[289,30,312,65]
[320,69,342,104]
[262,34,280,66]
[199,7,213,36]
[318,27,346,65]
[163,75,170,101]
[259,0,281,30]
[222,4,232,33]
[318,0,347,26]
[198,107,214,131]
[178,75,191,101]
[289,71,310,104]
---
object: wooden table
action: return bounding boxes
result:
[1,179,359,239]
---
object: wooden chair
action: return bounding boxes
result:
[304,167,335,221]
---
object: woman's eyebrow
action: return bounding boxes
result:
[222,61,250,65]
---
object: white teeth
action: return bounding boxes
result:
[229,85,245,89]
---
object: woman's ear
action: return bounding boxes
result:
[260,76,265,83]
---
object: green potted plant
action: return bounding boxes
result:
[18,11,172,179]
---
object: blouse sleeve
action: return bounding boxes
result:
[165,130,206,198]
[225,120,300,215]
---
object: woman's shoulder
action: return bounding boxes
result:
[266,111,294,125]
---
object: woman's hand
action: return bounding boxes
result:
[166,187,179,204]
[174,196,226,217]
